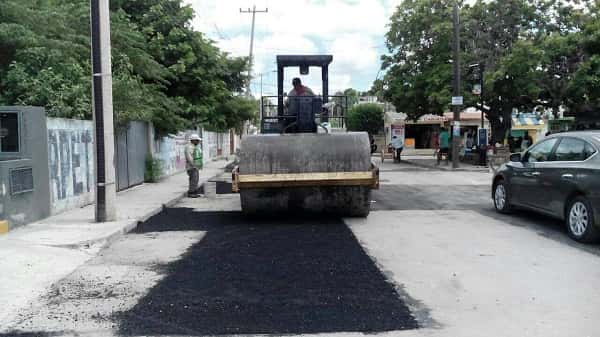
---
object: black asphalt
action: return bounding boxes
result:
[118,209,418,335]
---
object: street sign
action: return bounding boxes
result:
[451,96,463,105]
[478,128,488,147]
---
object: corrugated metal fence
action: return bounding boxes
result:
[115,121,149,191]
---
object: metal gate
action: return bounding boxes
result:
[115,121,149,191]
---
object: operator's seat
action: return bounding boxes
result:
[287,96,322,133]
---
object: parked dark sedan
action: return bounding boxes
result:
[492,131,600,243]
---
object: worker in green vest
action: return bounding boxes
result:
[185,134,203,197]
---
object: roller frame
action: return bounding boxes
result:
[231,164,379,192]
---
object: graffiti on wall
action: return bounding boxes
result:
[156,133,188,176]
[47,118,95,214]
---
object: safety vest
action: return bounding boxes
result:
[193,146,203,168]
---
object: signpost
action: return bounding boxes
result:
[451,96,463,106]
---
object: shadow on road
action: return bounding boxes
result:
[118,208,418,336]
[477,207,600,257]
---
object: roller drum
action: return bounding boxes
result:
[238,132,372,216]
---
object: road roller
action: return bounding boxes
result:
[232,55,379,216]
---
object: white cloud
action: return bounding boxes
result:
[184,0,398,92]
[329,34,379,72]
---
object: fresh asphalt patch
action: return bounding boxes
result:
[214,181,233,194]
[118,208,418,335]
[0,332,65,337]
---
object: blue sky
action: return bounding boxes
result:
[183,0,402,96]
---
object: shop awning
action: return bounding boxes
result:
[512,116,544,128]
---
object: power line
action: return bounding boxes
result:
[213,23,228,40]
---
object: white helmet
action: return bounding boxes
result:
[190,134,201,141]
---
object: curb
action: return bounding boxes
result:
[403,159,490,172]
[98,160,234,249]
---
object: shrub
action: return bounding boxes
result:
[346,103,384,135]
[144,155,163,183]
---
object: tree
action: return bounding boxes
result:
[380,0,596,142]
[346,103,384,135]
[0,0,250,135]
[333,88,360,109]
[381,0,454,120]
[566,20,600,115]
[211,96,258,134]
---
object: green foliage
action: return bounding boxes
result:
[346,103,384,135]
[144,154,163,183]
[380,0,600,142]
[381,0,454,120]
[209,96,258,133]
[0,0,250,135]
[333,88,361,109]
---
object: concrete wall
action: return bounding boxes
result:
[155,129,233,177]
[0,107,51,228]
[1,111,234,228]
[47,118,95,215]
[202,130,230,161]
[155,132,189,177]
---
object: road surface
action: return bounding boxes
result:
[4,161,600,337]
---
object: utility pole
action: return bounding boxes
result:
[240,5,268,96]
[259,73,263,121]
[90,0,116,222]
[451,2,462,169]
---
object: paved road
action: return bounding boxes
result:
[4,161,600,337]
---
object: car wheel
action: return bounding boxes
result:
[566,196,600,243]
[493,180,513,214]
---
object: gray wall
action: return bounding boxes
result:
[0,107,50,227]
[154,129,233,177]
[0,111,235,228]
[47,118,95,215]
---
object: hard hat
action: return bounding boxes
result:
[190,134,201,141]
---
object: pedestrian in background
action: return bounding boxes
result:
[437,127,450,165]
[185,134,203,198]
[391,135,404,162]
[466,133,474,150]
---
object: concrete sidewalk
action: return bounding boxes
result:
[0,159,230,329]
[402,155,491,172]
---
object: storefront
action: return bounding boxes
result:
[444,109,490,147]
[385,112,444,151]
[510,113,545,143]
[404,114,447,149]
[385,110,489,151]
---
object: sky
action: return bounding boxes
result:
[183,0,403,97]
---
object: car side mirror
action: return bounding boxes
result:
[510,153,522,162]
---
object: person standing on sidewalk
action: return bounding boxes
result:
[185,134,203,197]
[437,127,450,165]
